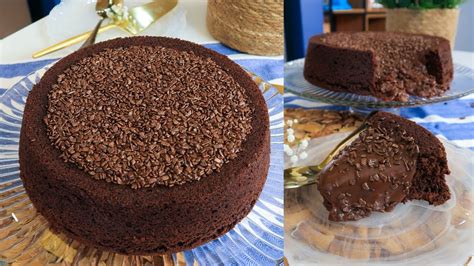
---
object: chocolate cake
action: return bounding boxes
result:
[19,37,270,255]
[304,32,453,102]
[318,112,450,221]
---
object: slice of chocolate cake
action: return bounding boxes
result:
[318,112,450,221]
[304,32,453,102]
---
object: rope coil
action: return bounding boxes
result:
[207,0,283,56]
[386,8,459,46]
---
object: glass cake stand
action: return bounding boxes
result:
[285,58,474,114]
[285,133,473,265]
[0,63,284,265]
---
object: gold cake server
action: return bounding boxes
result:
[284,111,378,189]
[33,0,178,58]
[80,0,123,48]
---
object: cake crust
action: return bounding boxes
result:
[19,37,270,255]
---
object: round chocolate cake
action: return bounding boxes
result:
[304,32,453,102]
[318,112,450,221]
[19,37,270,255]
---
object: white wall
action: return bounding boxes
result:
[455,0,474,51]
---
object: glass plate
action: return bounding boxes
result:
[285,58,474,108]
[285,133,473,265]
[0,63,284,265]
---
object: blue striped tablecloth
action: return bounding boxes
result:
[285,91,474,151]
[0,42,284,97]
[2,43,472,151]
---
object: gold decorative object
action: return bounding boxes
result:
[32,0,178,58]
[246,69,284,95]
[386,8,459,46]
[80,0,123,48]
[207,0,284,56]
[284,111,378,189]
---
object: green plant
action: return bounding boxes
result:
[377,0,465,9]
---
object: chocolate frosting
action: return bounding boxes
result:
[318,121,419,221]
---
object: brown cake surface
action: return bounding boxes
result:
[19,36,270,255]
[318,112,450,221]
[304,32,453,102]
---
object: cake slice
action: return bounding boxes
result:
[317,112,450,221]
[304,32,453,102]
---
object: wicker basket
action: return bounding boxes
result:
[386,8,459,46]
[207,0,283,56]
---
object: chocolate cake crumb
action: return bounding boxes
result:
[44,45,253,188]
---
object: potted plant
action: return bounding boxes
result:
[378,0,465,46]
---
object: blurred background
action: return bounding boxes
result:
[284,0,474,61]
[0,0,60,38]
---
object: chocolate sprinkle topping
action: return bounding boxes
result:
[44,45,253,188]
[318,115,419,221]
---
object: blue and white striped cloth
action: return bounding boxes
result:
[0,42,284,97]
[2,43,472,151]
[285,92,474,151]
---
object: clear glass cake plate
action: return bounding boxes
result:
[0,63,284,265]
[285,133,473,265]
[285,58,474,109]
